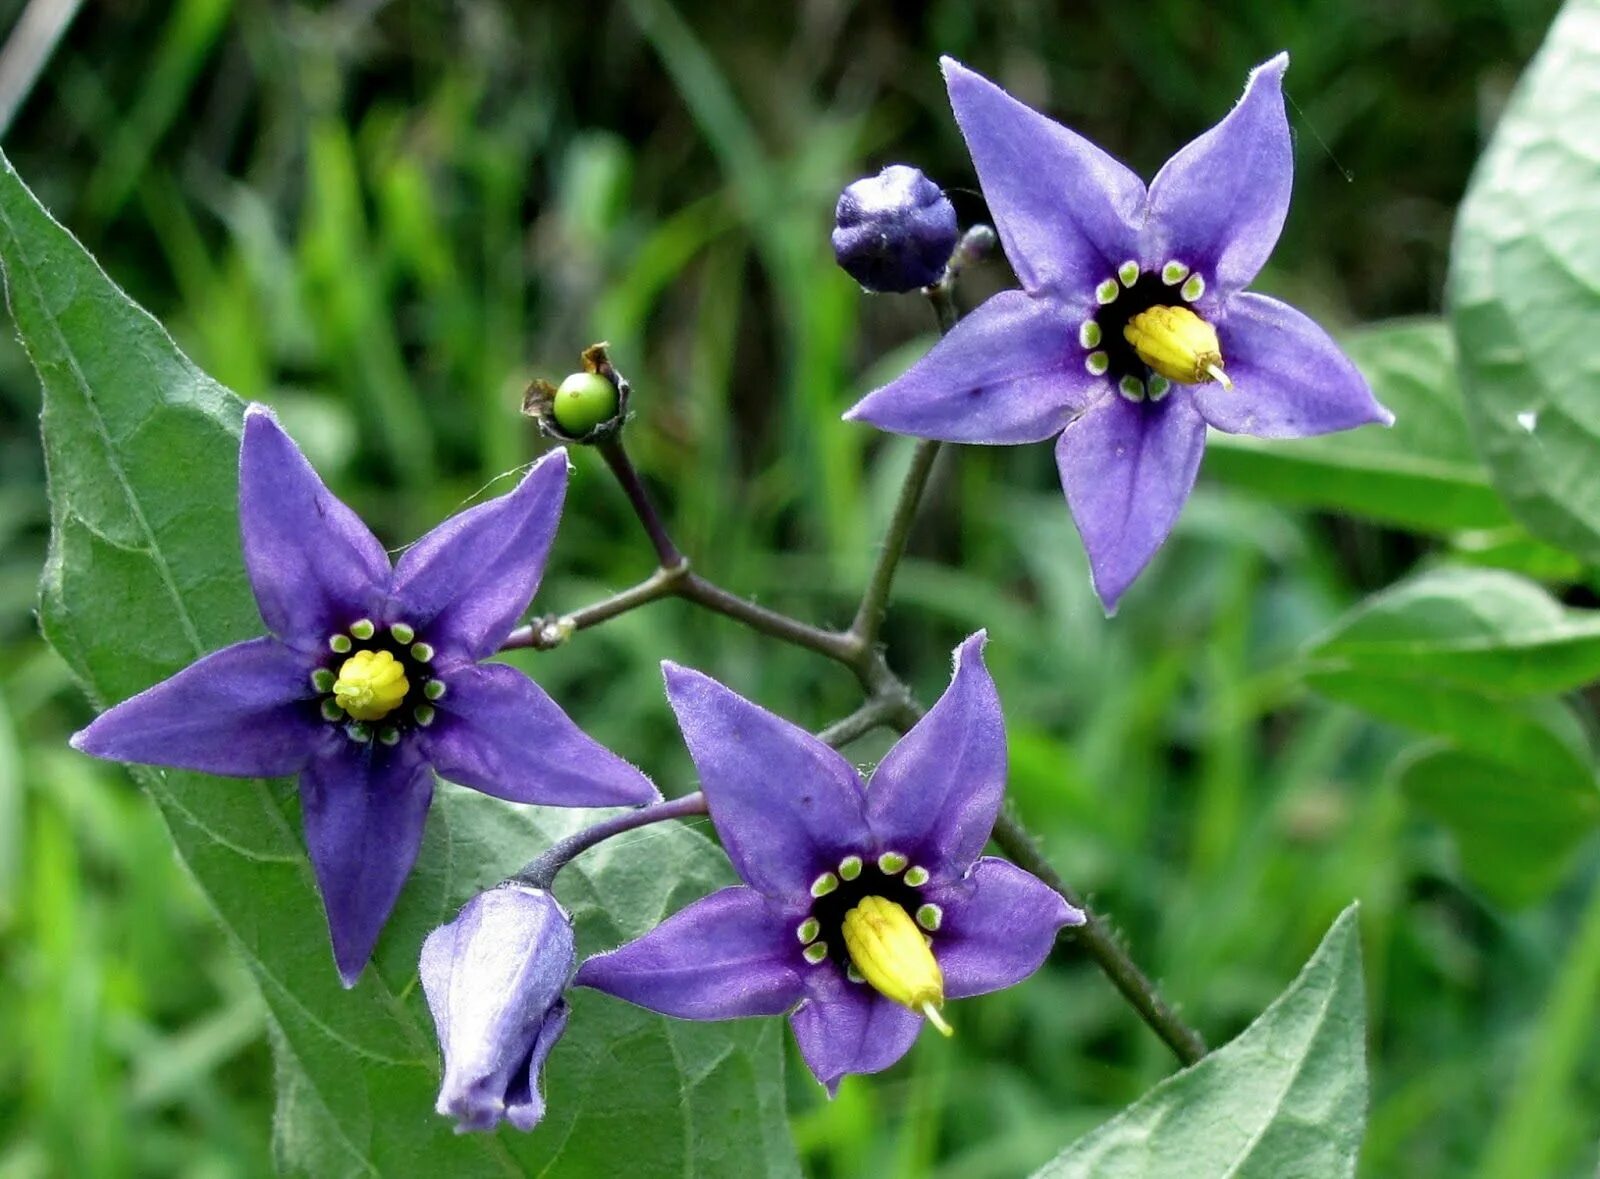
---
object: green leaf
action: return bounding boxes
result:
[1450,0,1600,563]
[1305,566,1600,696]
[1,148,798,1178]
[1206,319,1510,533]
[1396,744,1600,907]
[1303,566,1600,905]
[1032,905,1367,1179]
[1306,671,1592,785]
[1447,525,1588,584]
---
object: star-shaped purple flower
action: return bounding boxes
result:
[574,632,1082,1094]
[845,55,1393,610]
[72,406,658,985]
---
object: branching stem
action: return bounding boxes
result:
[519,279,1208,1067]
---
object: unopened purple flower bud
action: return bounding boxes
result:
[832,165,958,293]
[421,884,575,1133]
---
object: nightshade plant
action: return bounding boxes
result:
[575,634,1083,1093]
[70,409,657,984]
[847,55,1393,607]
[39,6,1600,1170]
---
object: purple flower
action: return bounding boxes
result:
[833,164,960,293]
[72,406,657,985]
[574,633,1082,1094]
[421,884,574,1133]
[845,56,1393,610]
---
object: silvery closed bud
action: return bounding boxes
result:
[832,165,959,293]
[421,884,575,1133]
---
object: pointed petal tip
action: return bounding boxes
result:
[627,771,665,805]
[934,55,985,104]
[528,444,571,474]
[1088,558,1133,615]
[517,447,571,495]
[948,629,991,677]
[65,720,119,763]
[1257,50,1290,78]
[241,404,288,447]
[571,953,623,995]
[660,660,708,693]
[332,929,374,989]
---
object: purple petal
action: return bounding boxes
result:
[1054,390,1207,612]
[573,886,805,1019]
[926,857,1082,1000]
[423,663,657,807]
[423,885,575,1133]
[299,742,434,986]
[843,290,1102,444]
[506,1000,568,1132]
[865,633,1005,879]
[663,663,871,900]
[1147,55,1292,297]
[789,968,924,1096]
[71,637,320,777]
[391,450,569,661]
[239,406,391,652]
[419,920,457,1042]
[942,57,1145,300]
[1197,293,1393,437]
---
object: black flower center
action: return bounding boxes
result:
[801,855,937,972]
[1092,272,1179,381]
[312,619,445,744]
[1077,261,1216,400]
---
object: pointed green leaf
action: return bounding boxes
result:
[1,148,797,1178]
[1033,906,1367,1179]
[1306,566,1600,696]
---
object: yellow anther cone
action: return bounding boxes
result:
[841,895,953,1037]
[333,649,410,721]
[1123,305,1232,389]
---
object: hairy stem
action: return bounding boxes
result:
[514,792,710,889]
[501,564,689,650]
[598,436,683,568]
[815,695,902,748]
[989,811,1206,1065]
[850,439,940,649]
[848,285,952,648]
[676,570,859,663]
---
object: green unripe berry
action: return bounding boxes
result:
[552,371,619,435]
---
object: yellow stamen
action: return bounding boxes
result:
[331,649,410,721]
[1123,305,1231,388]
[841,895,953,1037]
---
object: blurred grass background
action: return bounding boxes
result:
[0,1,1586,1176]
